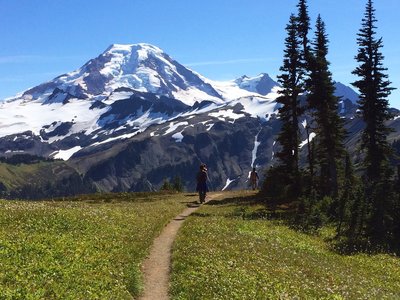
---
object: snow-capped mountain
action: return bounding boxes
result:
[0,43,280,157]
[2,42,392,198]
[233,73,279,95]
[0,43,362,159]
[14,43,224,107]
[208,73,281,103]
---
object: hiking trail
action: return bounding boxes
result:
[138,192,223,300]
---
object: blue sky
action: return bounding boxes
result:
[1,0,399,107]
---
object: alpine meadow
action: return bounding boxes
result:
[1,0,400,299]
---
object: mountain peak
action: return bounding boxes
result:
[104,43,164,58]
[255,72,268,77]
[333,81,359,103]
[233,73,278,95]
[17,42,223,106]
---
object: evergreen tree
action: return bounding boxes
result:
[296,0,315,189]
[307,15,345,197]
[297,0,311,66]
[351,0,395,245]
[267,1,311,200]
[390,139,400,165]
[352,0,394,183]
[172,175,184,192]
[337,153,356,235]
[274,14,304,199]
[160,178,172,191]
[394,166,400,251]
[370,163,395,247]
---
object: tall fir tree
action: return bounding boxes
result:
[275,14,305,198]
[307,15,345,197]
[352,0,394,183]
[297,0,311,66]
[267,1,310,200]
[351,0,395,245]
[297,0,314,181]
[337,153,356,236]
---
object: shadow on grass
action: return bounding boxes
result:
[185,202,201,208]
[184,193,198,197]
[206,195,262,207]
[190,212,213,218]
[206,193,295,223]
[204,193,396,256]
[180,200,198,204]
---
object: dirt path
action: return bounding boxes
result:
[138,193,222,300]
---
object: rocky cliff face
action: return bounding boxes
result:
[70,114,280,192]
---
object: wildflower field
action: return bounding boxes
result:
[0,192,189,299]
[171,192,400,299]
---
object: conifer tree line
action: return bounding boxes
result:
[263,0,399,253]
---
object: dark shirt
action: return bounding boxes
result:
[197,170,207,183]
[196,170,208,191]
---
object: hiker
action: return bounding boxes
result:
[250,167,259,190]
[196,164,208,203]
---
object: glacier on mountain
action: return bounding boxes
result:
[0,43,362,161]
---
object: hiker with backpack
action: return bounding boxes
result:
[250,167,259,190]
[196,164,209,203]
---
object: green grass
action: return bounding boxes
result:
[171,192,400,299]
[0,192,192,299]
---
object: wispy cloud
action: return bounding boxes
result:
[0,72,59,82]
[0,55,85,64]
[0,55,39,64]
[0,71,66,85]
[184,58,274,67]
